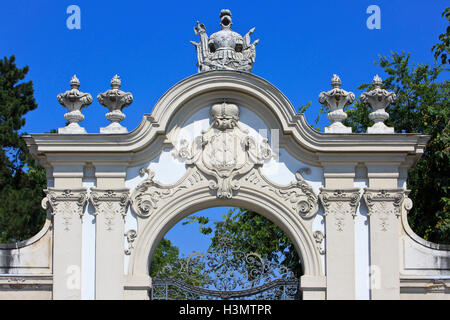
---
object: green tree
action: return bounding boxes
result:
[149,238,180,277]
[341,51,449,243]
[0,55,47,243]
[431,7,450,65]
[184,208,302,277]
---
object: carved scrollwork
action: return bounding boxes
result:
[42,189,88,231]
[319,189,361,232]
[130,168,189,218]
[245,168,319,219]
[90,189,130,231]
[363,189,405,232]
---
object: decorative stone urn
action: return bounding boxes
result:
[318,74,355,133]
[97,75,133,134]
[57,75,92,134]
[361,75,397,134]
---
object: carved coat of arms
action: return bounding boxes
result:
[175,102,272,198]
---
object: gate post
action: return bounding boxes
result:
[46,163,86,300]
[320,162,358,299]
[92,162,129,299]
[363,162,402,299]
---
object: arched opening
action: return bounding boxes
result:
[149,206,303,300]
[127,186,323,299]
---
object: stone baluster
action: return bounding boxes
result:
[97,75,133,134]
[57,75,92,134]
[318,74,355,133]
[361,75,397,134]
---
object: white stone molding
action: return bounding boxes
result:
[90,189,130,231]
[318,74,355,133]
[42,188,88,231]
[128,183,323,279]
[361,75,397,134]
[173,101,272,198]
[362,188,405,232]
[313,231,326,255]
[246,169,319,219]
[130,168,195,218]
[57,75,92,134]
[319,188,360,232]
[97,75,133,134]
[191,9,258,72]
[124,230,137,255]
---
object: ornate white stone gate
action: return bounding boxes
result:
[0,10,449,300]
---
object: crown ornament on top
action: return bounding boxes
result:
[97,75,133,134]
[191,9,259,73]
[57,75,93,134]
[361,75,397,134]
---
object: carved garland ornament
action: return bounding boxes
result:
[90,189,130,231]
[363,189,405,232]
[42,189,88,231]
[319,189,361,232]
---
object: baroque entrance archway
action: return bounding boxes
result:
[1,10,448,300]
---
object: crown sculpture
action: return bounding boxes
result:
[191,9,259,72]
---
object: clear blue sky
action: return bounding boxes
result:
[1,0,448,254]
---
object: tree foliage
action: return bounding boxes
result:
[341,51,449,243]
[431,7,450,65]
[183,208,302,277]
[0,55,47,243]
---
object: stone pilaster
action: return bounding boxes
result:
[43,188,87,299]
[319,188,360,299]
[363,188,405,299]
[90,188,129,299]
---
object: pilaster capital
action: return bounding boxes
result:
[362,188,407,231]
[318,188,361,232]
[90,188,130,231]
[42,188,88,231]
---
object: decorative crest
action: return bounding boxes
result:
[318,74,355,133]
[191,9,259,72]
[174,102,272,198]
[57,75,93,134]
[97,75,134,133]
[360,75,397,133]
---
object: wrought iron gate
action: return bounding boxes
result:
[151,234,300,300]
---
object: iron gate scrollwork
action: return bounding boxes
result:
[151,234,300,300]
